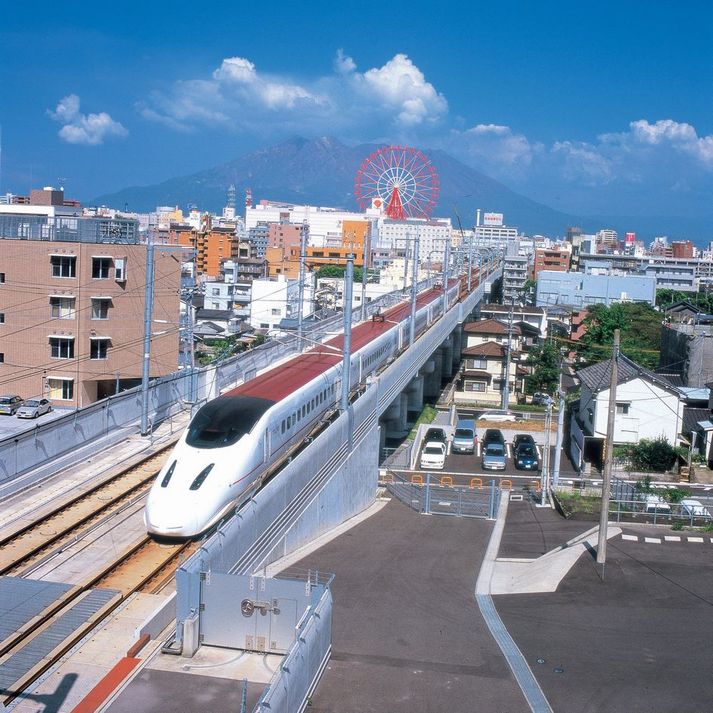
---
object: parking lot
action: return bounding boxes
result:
[413,424,578,483]
[0,405,72,439]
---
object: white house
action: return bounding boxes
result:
[249,274,314,333]
[570,355,685,471]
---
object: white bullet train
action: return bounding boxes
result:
[144,279,467,538]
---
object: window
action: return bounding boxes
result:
[0,353,3,363]
[0,313,4,324]
[51,255,76,278]
[92,257,112,279]
[467,358,487,370]
[271,308,281,316]
[91,298,110,320]
[50,297,76,319]
[90,338,110,360]
[114,257,127,282]
[0,273,4,283]
[465,381,486,392]
[50,337,75,359]
[47,378,73,400]
[616,402,630,415]
[211,288,220,296]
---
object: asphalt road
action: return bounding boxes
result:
[495,502,713,713]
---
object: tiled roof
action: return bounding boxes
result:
[463,318,522,336]
[576,354,679,395]
[656,372,685,388]
[462,341,505,357]
[462,370,492,381]
[682,407,712,435]
[481,303,544,315]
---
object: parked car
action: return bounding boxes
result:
[477,409,516,422]
[0,395,23,415]
[424,427,447,446]
[679,499,711,518]
[532,392,552,406]
[420,441,447,470]
[452,419,476,454]
[482,442,507,470]
[16,398,52,419]
[513,433,536,450]
[640,494,671,514]
[483,428,505,447]
[514,444,539,471]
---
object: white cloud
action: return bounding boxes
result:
[358,54,447,126]
[140,52,447,134]
[49,94,128,146]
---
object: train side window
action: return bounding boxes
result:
[302,405,306,418]
[281,420,285,434]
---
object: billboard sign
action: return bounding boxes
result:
[625,232,636,244]
[483,212,504,226]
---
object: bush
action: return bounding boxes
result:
[629,437,679,473]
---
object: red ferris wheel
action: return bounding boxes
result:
[354,145,440,220]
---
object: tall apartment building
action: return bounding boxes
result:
[169,225,238,278]
[0,217,182,408]
[502,254,529,304]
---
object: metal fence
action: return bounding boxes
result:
[253,575,333,713]
[386,471,500,519]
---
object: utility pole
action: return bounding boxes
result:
[540,401,553,506]
[341,254,354,413]
[140,241,156,436]
[551,390,566,487]
[501,301,514,409]
[409,232,420,347]
[402,239,410,294]
[597,329,620,567]
[441,238,451,316]
[297,222,307,351]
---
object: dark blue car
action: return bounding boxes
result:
[514,444,539,470]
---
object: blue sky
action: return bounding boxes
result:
[1,0,712,221]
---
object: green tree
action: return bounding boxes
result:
[525,339,561,395]
[629,437,679,473]
[315,265,364,281]
[577,302,661,369]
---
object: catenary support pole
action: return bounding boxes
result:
[441,239,451,316]
[597,329,620,566]
[341,254,354,413]
[409,232,420,347]
[297,223,307,351]
[140,241,156,436]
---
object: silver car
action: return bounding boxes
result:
[16,398,52,419]
[0,395,23,415]
[481,442,507,470]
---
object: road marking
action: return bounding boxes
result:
[688,537,704,543]
[644,537,661,544]
[664,536,681,542]
[622,534,638,541]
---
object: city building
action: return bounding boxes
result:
[249,274,314,333]
[533,245,571,278]
[660,319,713,388]
[536,271,656,308]
[502,254,529,304]
[479,304,548,338]
[0,219,182,408]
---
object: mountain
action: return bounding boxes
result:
[91,136,579,235]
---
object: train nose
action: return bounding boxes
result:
[145,492,200,536]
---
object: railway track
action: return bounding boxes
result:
[0,446,175,576]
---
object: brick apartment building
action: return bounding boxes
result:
[533,247,571,278]
[0,224,183,408]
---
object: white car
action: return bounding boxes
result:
[420,441,447,470]
[16,398,52,419]
[679,499,711,518]
[476,410,516,422]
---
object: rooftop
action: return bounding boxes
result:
[577,354,679,395]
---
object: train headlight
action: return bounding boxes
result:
[189,463,215,490]
[160,460,177,488]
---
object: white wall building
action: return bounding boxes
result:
[249,274,314,333]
